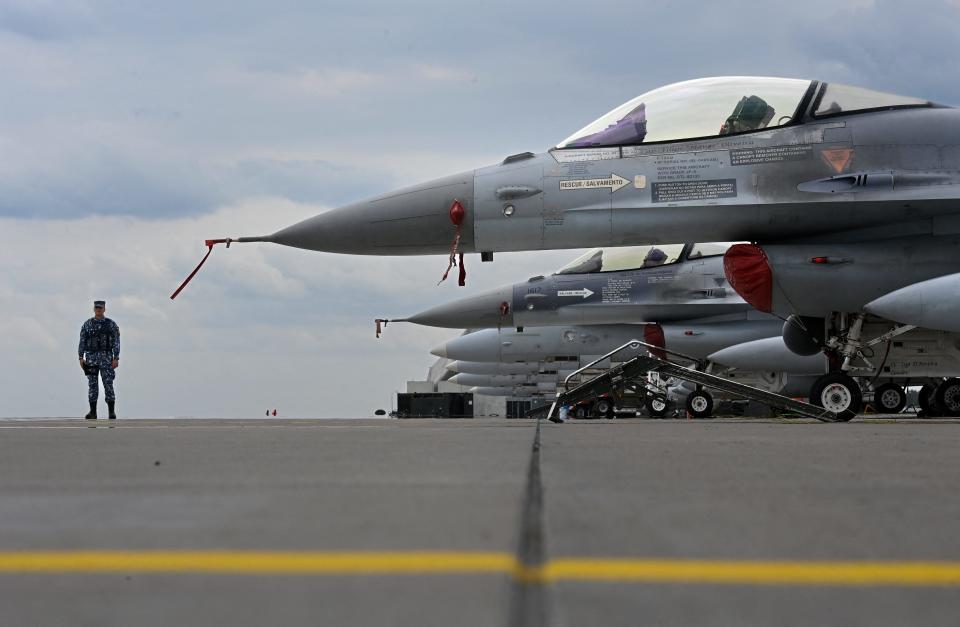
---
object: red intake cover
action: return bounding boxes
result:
[643,323,666,360]
[723,244,772,313]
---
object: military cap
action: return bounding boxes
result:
[93,300,106,307]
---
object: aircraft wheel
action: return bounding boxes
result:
[918,383,941,418]
[810,372,861,421]
[594,398,615,419]
[574,404,591,420]
[935,378,960,417]
[873,383,907,414]
[685,390,714,419]
[645,397,669,418]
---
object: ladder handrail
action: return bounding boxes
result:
[561,339,700,391]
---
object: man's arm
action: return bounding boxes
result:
[112,321,121,361]
[78,322,87,367]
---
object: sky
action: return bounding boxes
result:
[3,0,960,417]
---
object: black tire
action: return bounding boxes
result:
[810,372,861,421]
[574,405,590,420]
[935,378,960,417]
[685,390,714,419]
[918,383,940,417]
[645,396,669,418]
[594,398,615,419]
[873,383,907,414]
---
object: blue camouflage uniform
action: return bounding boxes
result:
[79,317,121,403]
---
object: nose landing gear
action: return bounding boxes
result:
[809,372,860,421]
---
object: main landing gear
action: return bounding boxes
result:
[916,380,960,418]
[873,382,907,414]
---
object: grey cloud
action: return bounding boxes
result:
[3,0,960,416]
[0,205,581,417]
[0,145,224,219]
[0,1,99,41]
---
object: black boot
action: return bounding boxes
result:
[107,401,117,420]
[85,401,97,420]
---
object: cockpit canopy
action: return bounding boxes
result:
[555,242,742,275]
[556,245,685,274]
[556,77,933,149]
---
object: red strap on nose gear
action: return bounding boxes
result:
[439,200,467,286]
[497,301,510,329]
[170,239,232,300]
[375,319,389,338]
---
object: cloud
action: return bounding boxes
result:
[3,0,960,417]
[0,0,99,41]
[218,66,388,99]
[0,199,583,417]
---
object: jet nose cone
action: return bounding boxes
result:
[439,330,501,362]
[429,342,448,359]
[406,284,514,329]
[268,170,475,255]
[446,361,462,373]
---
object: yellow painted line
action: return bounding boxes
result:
[539,559,960,586]
[0,551,517,575]
[0,552,959,586]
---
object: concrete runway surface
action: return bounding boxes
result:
[0,417,959,626]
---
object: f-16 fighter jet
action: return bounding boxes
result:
[400,242,827,412]
[196,77,954,260]
[430,320,782,364]
[184,76,960,414]
[394,242,749,329]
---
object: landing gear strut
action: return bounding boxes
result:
[918,383,941,418]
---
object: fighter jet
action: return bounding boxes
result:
[184,76,960,414]
[393,242,749,329]
[472,385,556,398]
[447,360,568,375]
[431,319,783,364]
[201,77,957,262]
[449,373,560,387]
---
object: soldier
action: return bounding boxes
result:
[78,300,121,420]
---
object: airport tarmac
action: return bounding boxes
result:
[1,417,959,626]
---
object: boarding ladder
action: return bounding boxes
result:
[542,340,846,423]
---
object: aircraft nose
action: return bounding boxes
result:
[267,170,475,255]
[406,285,514,329]
[448,373,463,385]
[431,330,501,362]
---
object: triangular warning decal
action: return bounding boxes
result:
[821,147,854,173]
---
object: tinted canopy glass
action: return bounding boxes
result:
[557,77,812,148]
[687,242,744,259]
[556,245,685,274]
[814,83,930,117]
